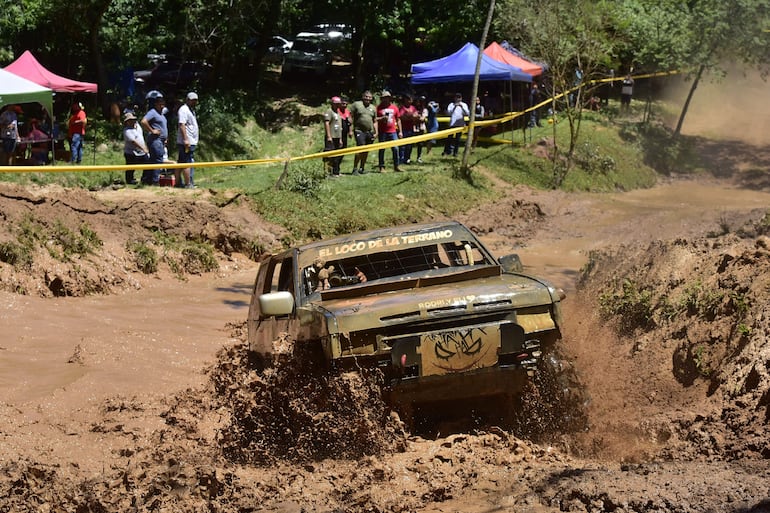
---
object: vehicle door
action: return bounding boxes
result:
[247,253,298,354]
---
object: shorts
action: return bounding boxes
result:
[177,144,196,164]
[354,130,375,146]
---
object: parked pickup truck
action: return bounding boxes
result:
[247,221,567,418]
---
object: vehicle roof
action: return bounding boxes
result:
[290,221,470,255]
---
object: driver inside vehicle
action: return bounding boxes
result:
[306,258,367,293]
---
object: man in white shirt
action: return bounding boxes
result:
[442,93,469,157]
[176,92,199,188]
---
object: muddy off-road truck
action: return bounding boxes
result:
[247,221,567,414]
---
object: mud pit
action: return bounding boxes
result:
[3,91,770,510]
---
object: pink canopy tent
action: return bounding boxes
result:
[5,50,97,93]
[484,42,543,77]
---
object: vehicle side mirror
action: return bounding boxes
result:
[499,254,523,273]
[259,291,294,317]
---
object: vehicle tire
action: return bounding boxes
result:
[504,349,589,440]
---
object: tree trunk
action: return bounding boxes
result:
[459,0,495,178]
[675,64,705,137]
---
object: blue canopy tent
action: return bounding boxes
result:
[410,43,532,84]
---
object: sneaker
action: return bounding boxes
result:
[377,166,385,173]
[351,168,360,175]
[359,168,367,174]
[417,158,423,164]
[185,184,196,189]
[404,159,412,165]
[394,167,403,172]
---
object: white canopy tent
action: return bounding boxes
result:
[0,67,53,116]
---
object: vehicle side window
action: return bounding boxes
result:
[264,257,295,294]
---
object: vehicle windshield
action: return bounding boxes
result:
[301,237,493,297]
[292,39,323,53]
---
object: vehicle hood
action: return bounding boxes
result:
[308,268,558,332]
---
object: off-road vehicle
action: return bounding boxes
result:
[247,221,567,417]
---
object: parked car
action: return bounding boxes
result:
[133,57,210,89]
[247,221,572,424]
[280,35,332,76]
[265,36,293,64]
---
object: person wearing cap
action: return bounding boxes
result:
[323,96,344,177]
[349,90,377,175]
[68,102,87,164]
[176,92,199,188]
[123,112,149,185]
[375,90,402,172]
[0,105,22,166]
[443,92,469,157]
[140,93,168,185]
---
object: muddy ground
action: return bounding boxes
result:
[2,79,770,512]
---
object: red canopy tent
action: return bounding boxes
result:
[5,51,97,93]
[484,42,543,77]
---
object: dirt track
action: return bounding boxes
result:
[1,175,769,512]
[2,75,770,511]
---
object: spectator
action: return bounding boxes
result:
[425,99,440,155]
[621,73,634,113]
[529,83,543,128]
[338,96,352,172]
[398,94,418,165]
[349,90,377,175]
[323,96,344,177]
[442,92,469,157]
[176,91,199,188]
[0,105,22,165]
[376,91,402,172]
[122,112,149,186]
[414,96,428,163]
[68,102,87,164]
[27,118,50,165]
[140,93,167,185]
[471,96,485,149]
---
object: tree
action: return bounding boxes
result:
[617,0,770,137]
[495,0,618,187]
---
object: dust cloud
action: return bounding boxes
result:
[659,65,770,145]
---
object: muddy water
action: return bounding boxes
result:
[498,180,770,291]
[2,180,768,409]
[0,267,257,407]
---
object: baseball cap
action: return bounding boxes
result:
[186,92,199,100]
[123,112,137,122]
[381,90,392,98]
[331,96,341,103]
[145,90,163,100]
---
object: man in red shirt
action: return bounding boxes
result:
[376,91,402,172]
[68,102,87,164]
[398,94,418,165]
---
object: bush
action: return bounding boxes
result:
[127,241,158,274]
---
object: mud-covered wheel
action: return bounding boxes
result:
[505,350,589,440]
[247,333,326,375]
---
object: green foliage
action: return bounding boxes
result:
[574,142,616,175]
[3,214,102,264]
[598,278,655,332]
[47,220,103,261]
[679,280,723,320]
[280,160,329,198]
[0,241,34,269]
[127,241,159,274]
[693,345,712,377]
[181,242,219,274]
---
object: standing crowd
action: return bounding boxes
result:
[122,90,199,187]
[322,89,477,176]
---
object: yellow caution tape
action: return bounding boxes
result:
[0,69,679,174]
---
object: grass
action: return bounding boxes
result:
[1,96,674,246]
